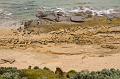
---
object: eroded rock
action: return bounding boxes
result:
[70,16,85,22]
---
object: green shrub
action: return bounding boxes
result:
[43,67,54,73]
[28,66,32,69]
[55,67,64,78]
[1,67,120,79]
[33,66,39,70]
[0,67,23,79]
[73,68,120,79]
[66,70,77,78]
[22,69,64,79]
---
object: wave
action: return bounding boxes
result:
[0,6,120,27]
[0,8,19,28]
[0,8,13,19]
[37,6,120,16]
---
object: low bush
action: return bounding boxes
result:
[0,67,120,79]
[73,68,120,79]
[66,70,77,78]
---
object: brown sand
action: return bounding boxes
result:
[0,23,120,71]
[0,45,120,72]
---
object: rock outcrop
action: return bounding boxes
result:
[70,16,85,22]
[35,9,90,23]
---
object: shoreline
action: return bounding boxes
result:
[0,16,120,71]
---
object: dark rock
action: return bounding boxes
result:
[102,13,120,24]
[41,12,67,22]
[36,10,47,18]
[70,16,85,22]
[36,10,59,22]
[36,10,55,19]
[57,16,69,22]
[74,12,86,16]
[29,20,40,26]
[85,10,93,18]
[42,14,57,21]
[57,12,64,16]
[74,11,92,18]
[36,9,67,22]
[104,13,120,21]
[114,13,120,18]
[24,20,33,27]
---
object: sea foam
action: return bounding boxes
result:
[38,6,120,16]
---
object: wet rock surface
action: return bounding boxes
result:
[0,9,120,50]
[70,16,85,22]
[35,9,90,23]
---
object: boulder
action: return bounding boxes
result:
[104,13,120,20]
[56,12,65,16]
[36,10,55,19]
[70,16,85,22]
[42,14,57,21]
[24,20,33,27]
[74,12,86,16]
[36,11,43,17]
[57,16,69,22]
[36,10,47,18]
[102,13,120,23]
[85,10,93,18]
[36,9,67,22]
[74,11,93,18]
[112,13,120,18]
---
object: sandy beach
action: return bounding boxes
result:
[0,17,120,71]
[0,44,120,72]
[0,0,120,79]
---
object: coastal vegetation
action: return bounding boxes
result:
[0,67,120,79]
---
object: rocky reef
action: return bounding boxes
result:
[0,8,120,49]
[0,8,120,72]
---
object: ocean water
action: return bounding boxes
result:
[0,0,120,26]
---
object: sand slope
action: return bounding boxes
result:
[0,45,120,71]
